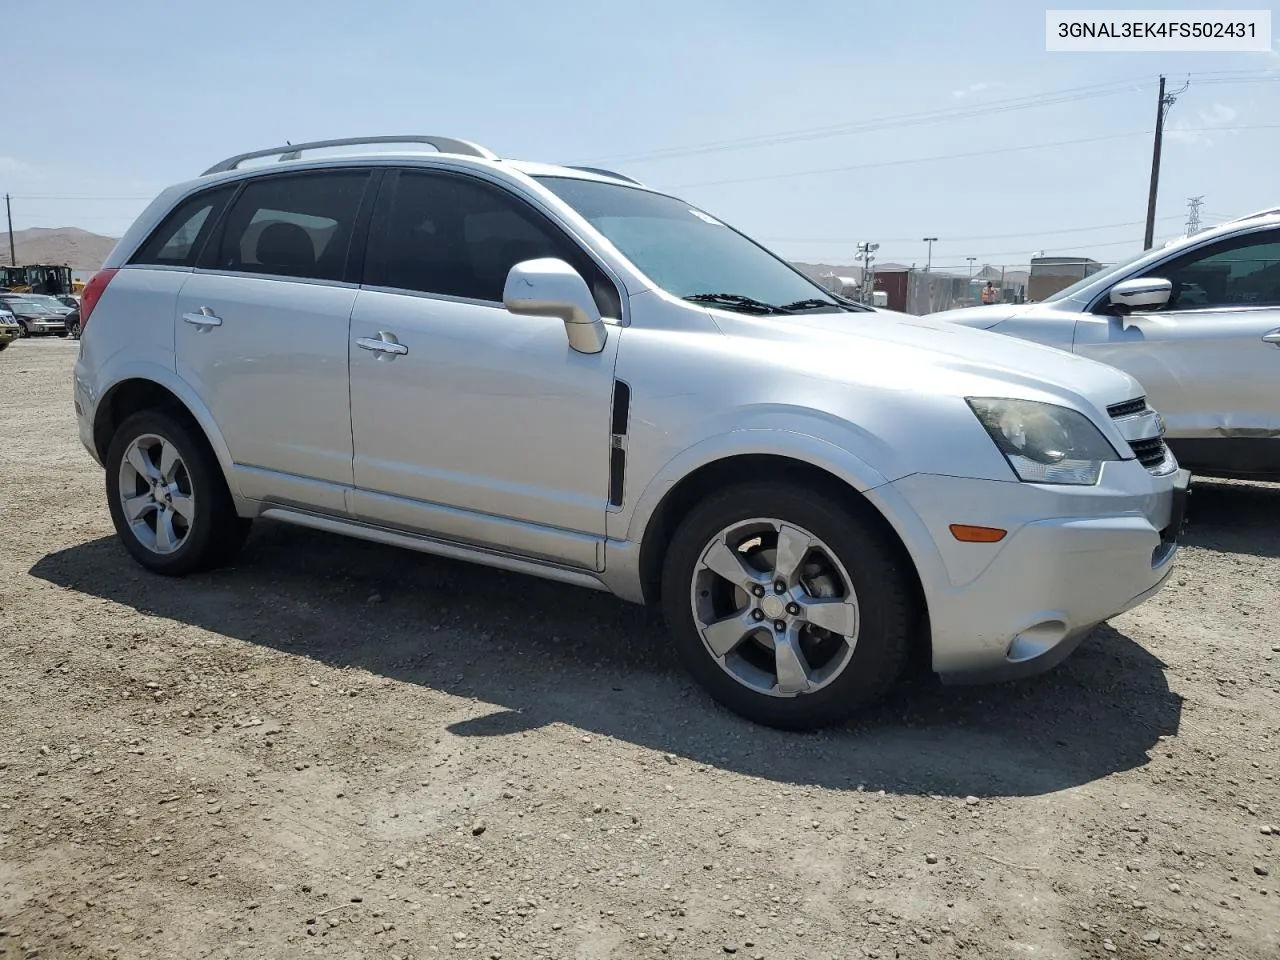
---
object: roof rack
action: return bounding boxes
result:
[1225,205,1280,224]
[564,165,645,187]
[202,135,499,176]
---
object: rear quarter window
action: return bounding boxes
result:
[129,186,236,267]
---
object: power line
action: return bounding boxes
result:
[668,131,1147,190]
[664,123,1279,191]
[576,71,1280,168]
[761,215,1187,245]
[575,77,1154,165]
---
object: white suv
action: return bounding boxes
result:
[74,135,1189,729]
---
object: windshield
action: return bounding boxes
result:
[536,176,841,312]
[7,301,47,316]
[23,295,71,312]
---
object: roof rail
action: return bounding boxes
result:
[1225,205,1280,224]
[564,165,645,186]
[202,135,499,176]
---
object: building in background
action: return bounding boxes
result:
[1027,256,1103,301]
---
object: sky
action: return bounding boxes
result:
[5,0,1278,271]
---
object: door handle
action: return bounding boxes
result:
[356,333,408,357]
[1262,328,1280,347]
[182,308,223,329]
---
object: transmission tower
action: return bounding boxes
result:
[1185,195,1204,235]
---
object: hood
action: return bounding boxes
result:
[926,303,1035,330]
[710,307,1145,413]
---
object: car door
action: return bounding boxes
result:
[347,168,624,569]
[1073,227,1280,471]
[175,168,376,513]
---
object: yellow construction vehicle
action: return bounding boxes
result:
[2,264,80,295]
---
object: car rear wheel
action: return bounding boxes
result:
[105,409,251,576]
[660,481,916,730]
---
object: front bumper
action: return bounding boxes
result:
[0,325,17,345]
[24,318,68,334]
[879,461,1189,683]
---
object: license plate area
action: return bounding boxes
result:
[1161,469,1192,544]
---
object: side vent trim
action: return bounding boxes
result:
[608,380,631,507]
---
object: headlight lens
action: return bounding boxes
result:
[967,397,1120,485]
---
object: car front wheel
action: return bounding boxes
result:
[16,320,29,338]
[105,409,251,575]
[661,481,916,730]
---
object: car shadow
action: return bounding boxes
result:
[1184,478,1280,559]
[31,521,1182,799]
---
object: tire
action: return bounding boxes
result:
[16,320,29,338]
[660,481,916,730]
[105,409,251,576]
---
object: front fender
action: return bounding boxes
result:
[616,426,891,547]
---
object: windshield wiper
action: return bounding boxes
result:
[777,298,841,312]
[682,292,787,315]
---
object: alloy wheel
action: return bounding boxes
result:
[689,518,860,698]
[117,434,196,555]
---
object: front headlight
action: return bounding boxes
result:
[967,397,1121,485]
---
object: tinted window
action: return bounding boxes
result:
[369,171,621,316]
[1145,231,1280,310]
[130,187,234,267]
[208,171,371,281]
[537,176,837,311]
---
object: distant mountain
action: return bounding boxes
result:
[6,227,119,271]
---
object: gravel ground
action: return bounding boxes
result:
[1,337,1277,960]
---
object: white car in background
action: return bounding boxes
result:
[929,208,1280,481]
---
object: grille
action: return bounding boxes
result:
[1107,397,1148,419]
[1127,436,1167,469]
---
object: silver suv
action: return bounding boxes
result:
[74,135,1189,729]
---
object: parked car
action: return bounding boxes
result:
[2,298,70,336]
[0,306,18,350]
[56,294,81,310]
[1,293,74,318]
[64,306,81,339]
[73,135,1189,729]
[929,208,1280,481]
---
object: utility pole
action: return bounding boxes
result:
[922,237,937,272]
[1143,75,1190,250]
[856,241,879,304]
[966,256,977,278]
[5,194,14,266]
[1185,195,1204,235]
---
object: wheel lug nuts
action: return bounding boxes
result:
[751,609,764,622]
[786,603,800,616]
[751,584,765,598]
[774,581,786,594]
[773,620,787,632]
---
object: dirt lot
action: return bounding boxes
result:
[0,337,1277,960]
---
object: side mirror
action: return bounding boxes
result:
[503,258,608,355]
[1110,277,1172,310]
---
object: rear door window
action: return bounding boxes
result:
[203,171,373,282]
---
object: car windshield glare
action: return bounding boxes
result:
[536,176,840,313]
